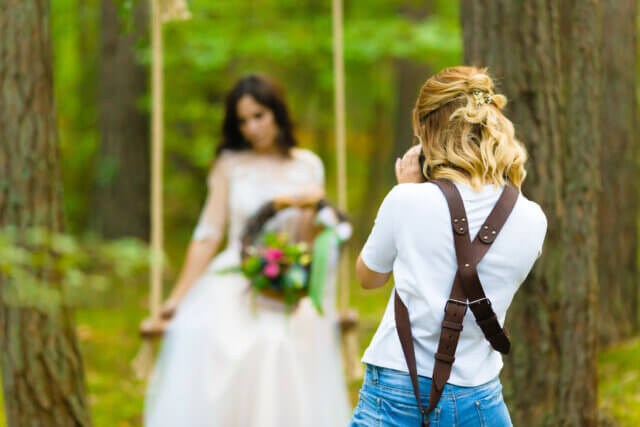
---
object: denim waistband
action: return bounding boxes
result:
[363,364,501,399]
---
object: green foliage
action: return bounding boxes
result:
[51,0,461,246]
[51,0,100,232]
[74,287,149,427]
[0,227,155,312]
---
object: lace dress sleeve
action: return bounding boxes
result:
[191,154,230,242]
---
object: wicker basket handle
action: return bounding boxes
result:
[273,190,325,210]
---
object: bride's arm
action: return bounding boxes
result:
[160,155,230,319]
[160,237,223,318]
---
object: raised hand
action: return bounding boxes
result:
[395,145,426,184]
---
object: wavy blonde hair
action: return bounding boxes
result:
[413,66,527,189]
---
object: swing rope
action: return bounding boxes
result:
[331,0,362,382]
[132,0,190,379]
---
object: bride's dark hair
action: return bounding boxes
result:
[217,74,297,157]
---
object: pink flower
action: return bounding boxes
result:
[264,248,284,263]
[263,263,280,278]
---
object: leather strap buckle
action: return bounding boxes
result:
[435,352,455,364]
[444,298,468,315]
[468,297,491,308]
[442,320,463,332]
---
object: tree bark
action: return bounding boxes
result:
[0,1,92,426]
[597,0,639,346]
[93,0,150,239]
[558,2,601,424]
[462,1,601,425]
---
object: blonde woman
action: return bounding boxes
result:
[350,66,547,426]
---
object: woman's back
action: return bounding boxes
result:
[351,65,547,426]
[360,181,547,386]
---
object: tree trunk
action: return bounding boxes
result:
[462,1,601,425]
[93,0,149,239]
[558,1,601,424]
[0,1,92,426]
[597,0,639,346]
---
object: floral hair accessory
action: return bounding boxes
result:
[472,89,493,108]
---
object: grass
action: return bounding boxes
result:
[0,278,639,426]
[598,336,640,425]
[74,304,148,426]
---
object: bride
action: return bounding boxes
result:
[143,74,350,427]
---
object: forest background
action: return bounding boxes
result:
[1,0,639,425]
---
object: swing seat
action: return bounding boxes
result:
[140,316,170,339]
[339,307,359,333]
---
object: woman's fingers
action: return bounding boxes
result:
[409,144,422,155]
[396,145,425,184]
[403,145,421,164]
[400,146,420,170]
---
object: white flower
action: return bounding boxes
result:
[335,222,353,241]
[315,207,339,227]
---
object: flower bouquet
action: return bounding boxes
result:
[219,197,351,314]
[240,232,315,310]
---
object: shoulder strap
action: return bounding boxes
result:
[435,179,518,353]
[394,180,519,426]
[394,289,428,421]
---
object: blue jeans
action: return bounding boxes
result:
[350,364,513,427]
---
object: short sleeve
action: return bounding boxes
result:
[191,154,230,241]
[360,187,399,273]
[536,206,548,259]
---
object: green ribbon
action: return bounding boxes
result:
[308,228,340,315]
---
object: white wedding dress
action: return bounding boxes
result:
[144,148,350,427]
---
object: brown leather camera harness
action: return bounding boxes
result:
[394,179,519,426]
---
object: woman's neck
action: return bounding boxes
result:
[432,170,502,189]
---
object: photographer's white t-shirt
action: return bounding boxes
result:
[360,182,547,387]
